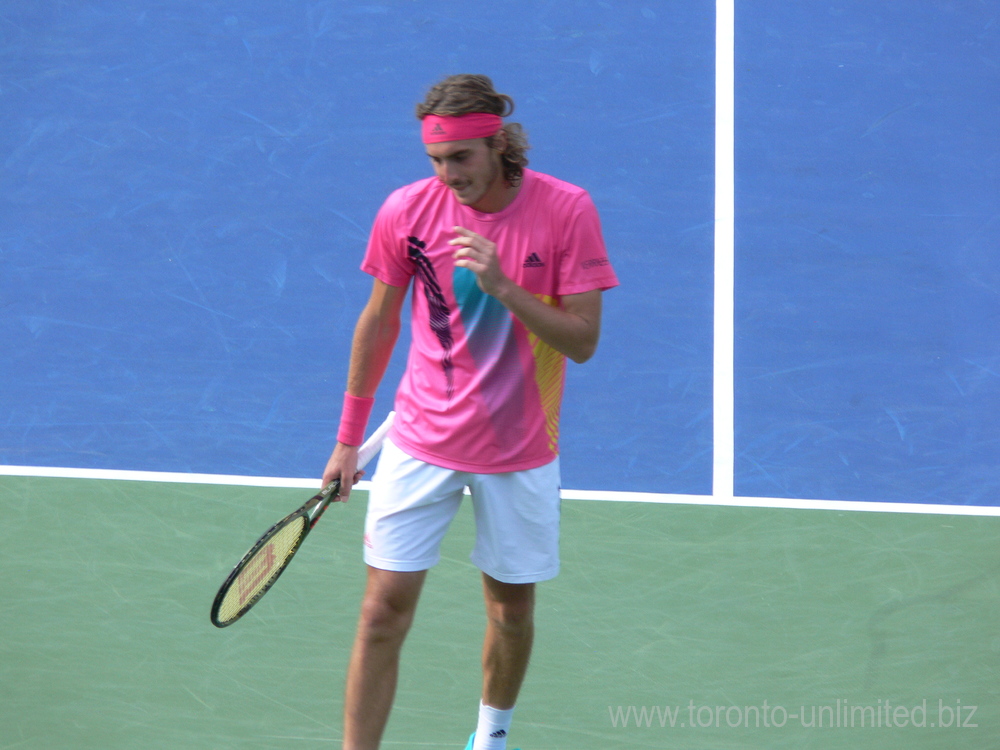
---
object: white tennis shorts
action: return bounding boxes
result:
[363,437,561,584]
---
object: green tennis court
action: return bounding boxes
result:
[2,474,996,749]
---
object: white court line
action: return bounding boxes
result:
[2,465,999,517]
[713,0,736,501]
[565,489,1000,517]
[0,464,368,493]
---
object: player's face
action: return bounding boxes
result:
[426,137,506,212]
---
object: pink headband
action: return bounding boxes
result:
[421,113,503,144]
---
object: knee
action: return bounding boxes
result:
[358,593,415,643]
[357,581,421,644]
[485,594,534,636]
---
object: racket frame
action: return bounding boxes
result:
[210,412,393,627]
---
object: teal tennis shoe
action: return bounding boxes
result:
[464,733,520,750]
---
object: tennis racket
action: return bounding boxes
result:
[210,411,394,627]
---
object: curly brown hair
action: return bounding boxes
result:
[415,74,530,187]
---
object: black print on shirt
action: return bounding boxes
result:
[408,236,455,399]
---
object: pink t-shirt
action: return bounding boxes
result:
[361,168,619,473]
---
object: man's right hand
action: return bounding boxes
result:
[322,442,363,502]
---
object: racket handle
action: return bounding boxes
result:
[315,412,395,508]
[357,411,395,470]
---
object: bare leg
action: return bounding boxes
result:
[480,574,535,710]
[342,567,426,750]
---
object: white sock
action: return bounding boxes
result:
[472,701,514,750]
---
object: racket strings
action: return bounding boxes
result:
[215,517,307,624]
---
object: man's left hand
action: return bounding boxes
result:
[450,226,511,298]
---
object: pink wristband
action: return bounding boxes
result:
[337,393,375,446]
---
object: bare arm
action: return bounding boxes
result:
[493,284,602,364]
[450,227,604,363]
[322,278,407,498]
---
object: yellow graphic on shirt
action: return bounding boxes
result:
[528,295,566,454]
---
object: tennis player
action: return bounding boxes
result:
[322,74,618,750]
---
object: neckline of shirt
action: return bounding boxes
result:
[456,169,535,223]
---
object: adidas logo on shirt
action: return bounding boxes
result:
[523,252,544,268]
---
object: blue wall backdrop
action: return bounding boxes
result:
[736,1,999,505]
[0,1,716,494]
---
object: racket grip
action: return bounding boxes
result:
[357,411,395,470]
